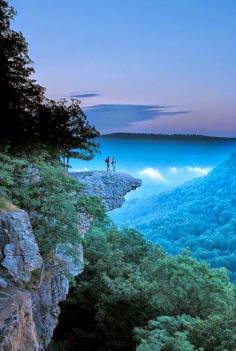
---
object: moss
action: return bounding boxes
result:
[0,197,19,212]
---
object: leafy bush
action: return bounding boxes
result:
[77,195,106,221]
[135,312,236,351]
[52,226,236,351]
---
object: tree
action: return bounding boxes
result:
[0,0,44,142]
[0,0,99,160]
[52,227,236,351]
[36,98,99,166]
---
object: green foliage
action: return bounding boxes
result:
[135,315,196,351]
[53,227,236,351]
[0,150,105,257]
[0,0,44,142]
[23,162,82,256]
[0,0,99,158]
[36,99,99,160]
[135,312,236,351]
[114,154,236,282]
[77,195,106,221]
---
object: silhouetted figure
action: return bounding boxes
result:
[105,156,110,171]
[112,157,116,172]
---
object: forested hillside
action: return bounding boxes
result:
[121,154,236,281]
[51,226,236,351]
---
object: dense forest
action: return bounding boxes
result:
[51,225,236,351]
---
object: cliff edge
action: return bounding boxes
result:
[70,171,142,211]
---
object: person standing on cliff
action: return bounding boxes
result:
[105,156,110,171]
[112,157,116,172]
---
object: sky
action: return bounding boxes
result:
[10,0,236,136]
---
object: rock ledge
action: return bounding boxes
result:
[70,171,142,211]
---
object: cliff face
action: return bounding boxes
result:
[0,172,141,351]
[70,171,142,211]
[0,211,42,351]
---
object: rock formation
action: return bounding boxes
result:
[0,211,42,351]
[70,171,142,211]
[0,172,141,350]
[0,289,39,351]
[0,210,43,282]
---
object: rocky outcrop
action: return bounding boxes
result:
[31,265,70,349]
[0,210,43,282]
[70,171,142,211]
[0,210,71,351]
[0,289,39,351]
[0,210,43,351]
[0,171,141,350]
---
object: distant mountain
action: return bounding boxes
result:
[113,154,236,280]
[101,133,236,142]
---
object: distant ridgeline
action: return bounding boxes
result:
[124,154,236,281]
[101,132,236,141]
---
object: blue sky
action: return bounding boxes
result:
[11,0,236,136]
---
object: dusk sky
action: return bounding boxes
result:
[11,0,236,136]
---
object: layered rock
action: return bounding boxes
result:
[70,171,142,211]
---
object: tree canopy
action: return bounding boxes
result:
[0,0,99,159]
[52,226,236,351]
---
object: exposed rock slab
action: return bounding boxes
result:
[70,171,142,211]
[0,210,43,282]
[0,288,39,351]
[31,265,69,350]
[55,243,84,277]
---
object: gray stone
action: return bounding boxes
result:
[55,211,92,277]
[70,171,142,211]
[31,265,70,350]
[55,243,84,277]
[78,210,93,235]
[0,277,7,288]
[0,210,43,282]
